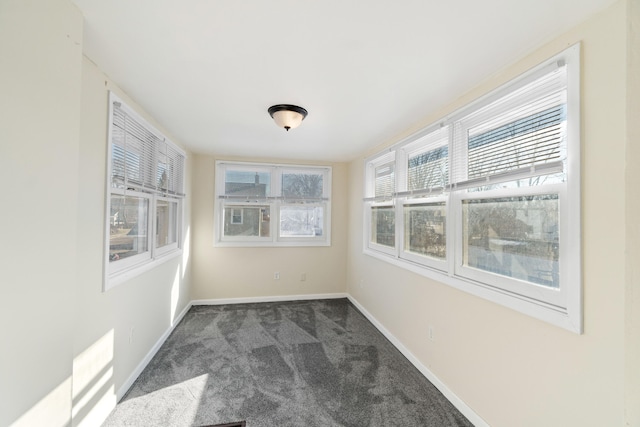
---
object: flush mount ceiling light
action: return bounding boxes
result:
[268,104,308,131]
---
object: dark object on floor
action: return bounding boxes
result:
[103,299,473,427]
[201,422,246,427]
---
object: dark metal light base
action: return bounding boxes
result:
[268,104,308,119]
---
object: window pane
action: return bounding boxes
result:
[156,199,178,248]
[224,170,270,197]
[375,162,395,198]
[111,144,142,189]
[404,202,446,260]
[224,205,270,237]
[280,206,324,237]
[371,206,395,247]
[231,208,243,224]
[408,146,448,191]
[109,195,149,261]
[462,194,559,288]
[282,172,323,198]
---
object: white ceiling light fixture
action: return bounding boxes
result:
[268,104,308,131]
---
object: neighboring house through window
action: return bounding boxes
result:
[215,161,331,247]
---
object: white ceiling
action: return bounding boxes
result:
[73,0,614,162]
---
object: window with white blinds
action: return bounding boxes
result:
[374,162,395,199]
[110,102,185,196]
[105,92,186,290]
[215,161,331,247]
[363,44,581,332]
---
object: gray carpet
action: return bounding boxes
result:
[103,298,473,427]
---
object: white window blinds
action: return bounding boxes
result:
[451,62,567,190]
[374,162,395,199]
[110,100,185,197]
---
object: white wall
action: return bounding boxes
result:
[0,1,82,426]
[0,1,193,426]
[191,154,348,300]
[347,2,633,426]
[71,56,193,426]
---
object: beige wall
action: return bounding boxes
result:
[625,0,640,425]
[0,0,82,425]
[191,154,348,300]
[347,2,632,426]
[0,1,193,425]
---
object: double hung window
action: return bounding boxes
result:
[364,45,581,331]
[215,161,331,246]
[105,92,186,288]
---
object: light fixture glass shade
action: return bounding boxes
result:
[268,104,308,131]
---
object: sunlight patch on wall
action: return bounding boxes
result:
[10,376,72,427]
[71,329,115,427]
[181,226,191,281]
[171,267,181,324]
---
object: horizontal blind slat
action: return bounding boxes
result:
[111,101,185,197]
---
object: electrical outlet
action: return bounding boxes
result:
[301,273,306,281]
[274,272,280,280]
[428,325,434,342]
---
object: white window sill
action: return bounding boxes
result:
[363,248,581,333]
[104,249,183,291]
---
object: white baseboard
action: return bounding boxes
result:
[347,295,489,427]
[192,292,348,306]
[116,301,193,401]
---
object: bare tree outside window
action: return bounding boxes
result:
[463,194,559,288]
[408,146,448,191]
[281,172,325,237]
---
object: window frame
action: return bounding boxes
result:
[215,161,332,247]
[154,196,181,256]
[364,152,397,255]
[108,189,153,275]
[230,208,244,225]
[363,44,581,332]
[399,197,449,271]
[104,92,186,290]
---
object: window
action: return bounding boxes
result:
[105,92,186,289]
[364,45,581,332]
[230,208,243,225]
[215,161,331,246]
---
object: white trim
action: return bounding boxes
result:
[116,301,192,401]
[192,293,348,306]
[363,246,576,330]
[347,295,489,427]
[107,249,183,289]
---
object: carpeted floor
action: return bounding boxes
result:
[103,298,473,427]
